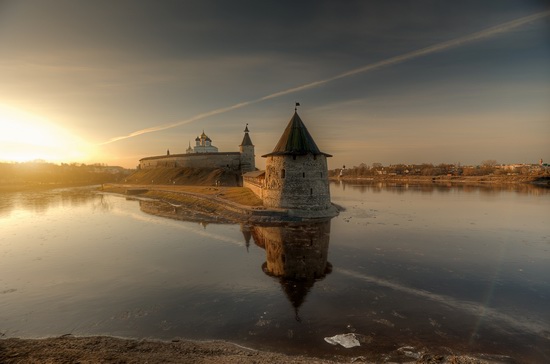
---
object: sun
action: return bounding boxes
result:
[0,104,94,163]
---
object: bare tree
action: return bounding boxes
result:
[481,159,498,168]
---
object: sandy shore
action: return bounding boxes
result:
[0,336,499,363]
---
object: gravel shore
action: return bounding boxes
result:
[0,336,498,364]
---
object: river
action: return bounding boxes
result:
[0,182,548,362]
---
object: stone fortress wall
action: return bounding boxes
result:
[139,152,242,170]
[138,111,336,217]
[243,173,264,198]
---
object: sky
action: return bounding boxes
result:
[0,0,549,169]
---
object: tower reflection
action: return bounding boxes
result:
[246,220,332,321]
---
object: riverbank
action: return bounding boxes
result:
[100,184,339,223]
[0,336,498,363]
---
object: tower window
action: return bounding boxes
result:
[320,172,323,178]
[281,169,285,178]
[310,188,313,195]
[303,172,305,178]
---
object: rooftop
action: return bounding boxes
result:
[262,112,331,158]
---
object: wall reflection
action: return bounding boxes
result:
[243,220,333,321]
[138,199,234,225]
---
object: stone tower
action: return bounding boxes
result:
[239,124,255,173]
[261,111,332,211]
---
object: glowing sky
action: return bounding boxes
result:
[0,1,548,168]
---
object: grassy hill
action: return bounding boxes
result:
[124,167,242,186]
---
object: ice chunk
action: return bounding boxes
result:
[324,333,360,348]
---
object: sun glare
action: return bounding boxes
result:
[0,104,94,164]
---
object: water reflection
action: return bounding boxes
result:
[331,179,550,195]
[137,197,336,321]
[3,186,549,362]
[0,187,108,217]
[138,199,233,225]
[244,221,333,321]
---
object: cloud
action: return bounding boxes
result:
[99,10,550,145]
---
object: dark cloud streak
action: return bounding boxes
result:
[4,1,546,60]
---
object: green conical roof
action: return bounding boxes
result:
[262,112,331,157]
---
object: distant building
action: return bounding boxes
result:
[139,127,255,174]
[192,131,219,153]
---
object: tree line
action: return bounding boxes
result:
[0,161,132,186]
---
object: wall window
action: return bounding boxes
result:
[303,172,305,178]
[310,188,313,195]
[281,169,286,178]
